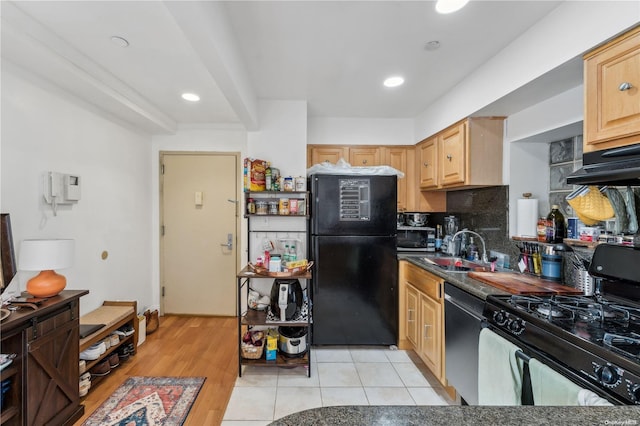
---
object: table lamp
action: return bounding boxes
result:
[18,239,75,298]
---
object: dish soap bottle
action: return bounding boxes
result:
[467,237,478,261]
[546,205,566,244]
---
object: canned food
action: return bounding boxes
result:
[268,201,279,215]
[255,201,268,215]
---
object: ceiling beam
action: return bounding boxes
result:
[164,1,259,131]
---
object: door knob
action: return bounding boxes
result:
[220,233,233,250]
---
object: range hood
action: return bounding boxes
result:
[566,143,640,186]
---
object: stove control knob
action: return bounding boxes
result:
[493,310,508,326]
[629,384,640,402]
[595,365,620,387]
[507,318,524,335]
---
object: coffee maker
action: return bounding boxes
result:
[442,215,460,256]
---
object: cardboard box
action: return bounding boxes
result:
[266,329,278,361]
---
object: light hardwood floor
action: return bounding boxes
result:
[75,315,238,425]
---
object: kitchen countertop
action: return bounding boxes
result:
[398,253,511,300]
[268,405,640,425]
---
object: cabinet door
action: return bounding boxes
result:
[405,283,419,348]
[349,147,381,166]
[309,146,350,166]
[439,122,466,187]
[383,147,408,210]
[419,293,443,380]
[26,306,80,426]
[418,137,438,189]
[584,27,640,151]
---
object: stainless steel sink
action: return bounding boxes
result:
[423,257,489,273]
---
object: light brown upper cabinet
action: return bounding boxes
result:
[418,136,438,189]
[307,146,349,165]
[416,117,504,191]
[584,25,640,152]
[349,147,381,166]
[307,145,414,211]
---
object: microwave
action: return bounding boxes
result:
[397,226,436,252]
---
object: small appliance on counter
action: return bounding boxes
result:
[442,215,460,255]
[270,279,303,321]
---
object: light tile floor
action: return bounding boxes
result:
[221,346,456,425]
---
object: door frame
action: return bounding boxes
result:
[158,150,242,316]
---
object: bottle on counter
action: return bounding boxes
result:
[546,205,567,244]
[467,237,478,261]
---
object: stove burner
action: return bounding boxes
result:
[536,305,564,318]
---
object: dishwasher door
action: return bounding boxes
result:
[444,283,485,405]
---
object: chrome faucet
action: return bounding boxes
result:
[451,230,488,263]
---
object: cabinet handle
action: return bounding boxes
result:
[423,162,429,167]
[408,308,415,322]
[619,82,633,91]
[424,324,431,339]
[446,154,452,161]
[362,159,368,165]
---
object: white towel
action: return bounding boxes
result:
[478,328,525,405]
[529,358,582,405]
[578,389,614,406]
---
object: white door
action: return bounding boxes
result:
[160,152,239,316]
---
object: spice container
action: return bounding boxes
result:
[247,198,256,214]
[295,176,306,191]
[268,201,279,215]
[255,201,268,215]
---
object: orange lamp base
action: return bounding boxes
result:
[26,270,67,298]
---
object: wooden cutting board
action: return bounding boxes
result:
[467,271,584,295]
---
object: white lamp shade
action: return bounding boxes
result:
[18,239,75,271]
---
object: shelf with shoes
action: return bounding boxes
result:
[78,301,138,397]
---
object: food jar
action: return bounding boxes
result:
[283,177,294,191]
[268,201,279,215]
[279,198,290,215]
[255,201,268,215]
[295,176,306,191]
[247,198,256,214]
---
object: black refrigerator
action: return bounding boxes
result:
[309,174,398,345]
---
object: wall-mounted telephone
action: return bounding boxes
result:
[43,172,81,214]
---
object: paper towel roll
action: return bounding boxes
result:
[517,198,538,237]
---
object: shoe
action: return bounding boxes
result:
[109,334,120,346]
[89,359,110,377]
[79,342,105,360]
[115,324,135,337]
[108,353,120,368]
[79,360,86,375]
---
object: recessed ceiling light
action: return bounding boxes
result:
[424,40,441,51]
[110,36,129,48]
[383,76,404,88]
[181,93,201,102]
[435,0,469,14]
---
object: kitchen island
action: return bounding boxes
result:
[268,405,640,425]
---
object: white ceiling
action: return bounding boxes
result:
[1,0,577,135]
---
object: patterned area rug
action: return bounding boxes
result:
[82,376,205,426]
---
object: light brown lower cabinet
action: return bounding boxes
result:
[398,261,455,398]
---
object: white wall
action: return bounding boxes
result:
[248,100,308,177]
[414,1,640,141]
[1,67,153,315]
[308,117,414,146]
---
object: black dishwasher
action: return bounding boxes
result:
[444,282,485,405]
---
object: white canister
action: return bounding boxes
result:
[269,257,282,272]
[295,176,306,192]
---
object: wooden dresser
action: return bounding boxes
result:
[0,290,88,426]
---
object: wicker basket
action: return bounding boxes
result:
[241,342,264,359]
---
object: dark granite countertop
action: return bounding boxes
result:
[269,405,640,425]
[398,253,511,300]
